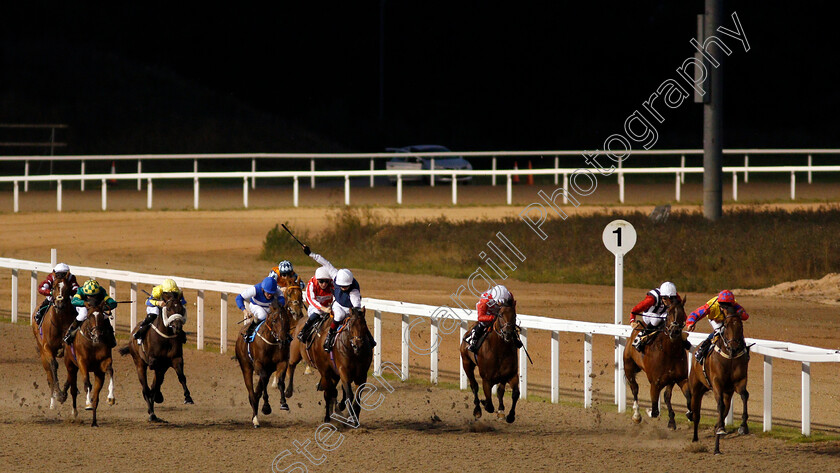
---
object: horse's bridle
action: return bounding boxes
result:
[493,308,518,344]
[716,314,746,358]
[80,305,112,344]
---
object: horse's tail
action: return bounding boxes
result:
[117,345,131,356]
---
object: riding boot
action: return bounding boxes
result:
[468,323,486,353]
[63,319,82,345]
[297,317,319,342]
[513,335,523,349]
[103,323,117,348]
[695,338,712,364]
[366,329,377,348]
[323,322,338,352]
[134,313,157,344]
[244,318,260,340]
[34,298,51,325]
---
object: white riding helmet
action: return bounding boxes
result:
[315,266,331,280]
[335,269,354,287]
[54,263,70,273]
[659,281,677,298]
[489,285,512,305]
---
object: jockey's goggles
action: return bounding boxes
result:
[317,278,331,284]
[55,272,68,278]
[278,271,293,277]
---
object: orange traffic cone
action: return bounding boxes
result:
[512,161,520,184]
[108,161,117,184]
[527,160,534,185]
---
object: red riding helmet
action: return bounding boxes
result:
[717,290,735,304]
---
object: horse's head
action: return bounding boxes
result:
[284,286,305,321]
[84,299,113,345]
[664,295,686,341]
[51,276,74,311]
[160,291,187,335]
[721,304,745,354]
[496,300,518,345]
[347,307,368,355]
[266,300,292,347]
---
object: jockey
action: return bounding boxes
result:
[302,245,375,352]
[298,266,334,343]
[687,290,750,363]
[269,260,305,291]
[629,281,682,352]
[134,278,187,344]
[35,263,80,325]
[63,279,118,347]
[237,276,284,341]
[468,285,522,353]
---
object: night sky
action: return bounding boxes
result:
[1,1,837,154]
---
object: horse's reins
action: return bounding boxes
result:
[714,315,748,360]
[493,314,534,365]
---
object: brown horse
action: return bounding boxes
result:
[624,296,691,429]
[271,285,308,388]
[31,275,75,409]
[688,306,750,454]
[234,301,293,428]
[459,302,520,423]
[61,299,114,427]
[118,291,193,422]
[287,307,373,425]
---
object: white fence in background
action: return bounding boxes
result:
[2,148,838,193]
[3,164,840,212]
[2,255,838,436]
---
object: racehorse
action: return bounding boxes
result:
[271,285,308,388]
[118,291,193,422]
[61,298,115,427]
[688,305,750,454]
[459,302,520,423]
[624,296,691,429]
[31,275,75,408]
[287,307,373,425]
[234,300,293,428]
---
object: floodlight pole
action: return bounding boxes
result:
[702,0,723,221]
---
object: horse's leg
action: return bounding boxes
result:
[89,369,104,427]
[323,380,338,424]
[63,358,79,419]
[625,363,641,423]
[690,381,705,442]
[135,360,157,422]
[258,369,272,417]
[239,359,259,427]
[736,379,750,435]
[481,377,495,414]
[463,357,482,419]
[172,356,194,404]
[82,367,93,411]
[714,389,733,454]
[506,375,520,424]
[678,377,692,421]
[275,362,289,410]
[284,342,302,398]
[647,382,663,419]
[42,351,65,406]
[495,383,506,419]
[106,365,116,406]
[151,366,167,408]
[663,384,676,430]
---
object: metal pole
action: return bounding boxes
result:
[451,174,457,205]
[519,328,528,400]
[193,176,199,210]
[506,174,512,205]
[763,355,773,432]
[197,290,205,350]
[13,181,19,213]
[242,177,249,208]
[30,271,37,320]
[563,174,569,203]
[101,179,107,211]
[56,180,62,212]
[807,154,813,183]
[81,160,85,191]
[370,159,375,188]
[676,173,681,202]
[680,155,686,184]
[791,171,796,200]
[551,331,559,403]
[584,333,593,408]
[130,283,138,328]
[430,158,435,187]
[491,157,497,186]
[293,176,299,207]
[374,310,382,374]
[344,174,350,206]
[147,179,153,209]
[137,160,142,190]
[401,314,409,380]
[11,269,19,323]
[430,318,438,384]
[615,253,625,412]
[24,160,29,192]
[310,159,315,189]
[732,172,737,201]
[619,172,625,203]
[703,0,724,221]
[460,321,467,389]
[251,158,256,189]
[396,175,402,205]
[802,362,811,436]
[554,156,559,185]
[109,280,116,328]
[221,293,228,354]
[744,155,749,183]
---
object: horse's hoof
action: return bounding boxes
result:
[85,403,93,411]
[632,414,642,424]
[252,416,260,428]
[49,398,56,410]
[738,425,749,435]
[473,407,482,419]
[484,403,495,414]
[91,422,98,428]
[685,410,693,421]
[154,392,164,404]
[716,428,727,436]
[284,389,293,399]
[337,402,346,412]
[714,450,723,455]
[262,404,272,415]
[71,408,78,418]
[57,391,68,404]
[506,413,515,424]
[107,397,115,406]
[496,411,505,419]
[646,408,658,418]
[279,403,289,411]
[668,421,677,430]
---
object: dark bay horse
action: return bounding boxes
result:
[459,302,520,423]
[272,285,307,388]
[288,307,373,425]
[31,275,75,409]
[688,306,750,454]
[624,296,691,429]
[234,301,293,428]
[61,299,114,427]
[118,291,193,422]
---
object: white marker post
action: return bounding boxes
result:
[603,220,637,413]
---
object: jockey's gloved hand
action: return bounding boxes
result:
[302,245,311,256]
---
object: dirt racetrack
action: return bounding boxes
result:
[1,191,840,472]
